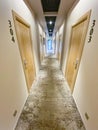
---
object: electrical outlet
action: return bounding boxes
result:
[85,112,89,120]
[13,110,17,117]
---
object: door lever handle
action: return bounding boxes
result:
[24,59,28,69]
[74,59,79,69]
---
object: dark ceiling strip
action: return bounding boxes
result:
[45,16,56,36]
[41,0,61,12]
[41,0,60,36]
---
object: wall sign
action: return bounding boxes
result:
[8,20,15,43]
[88,20,96,43]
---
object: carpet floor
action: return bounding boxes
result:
[15,57,86,130]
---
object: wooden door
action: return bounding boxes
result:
[58,35,62,62]
[13,11,35,92]
[65,10,91,92]
[40,35,44,62]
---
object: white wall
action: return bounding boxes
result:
[55,23,65,60]
[61,0,98,130]
[0,0,40,130]
[38,24,45,61]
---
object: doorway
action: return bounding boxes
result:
[65,10,91,92]
[12,11,36,92]
[46,39,54,54]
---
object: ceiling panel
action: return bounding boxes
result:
[45,16,56,36]
[41,0,61,12]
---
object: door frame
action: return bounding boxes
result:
[12,10,36,92]
[65,10,91,92]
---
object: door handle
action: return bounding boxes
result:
[24,59,28,69]
[74,62,78,69]
[74,59,79,69]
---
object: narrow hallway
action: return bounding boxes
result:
[15,57,85,130]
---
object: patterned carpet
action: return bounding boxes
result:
[15,57,86,130]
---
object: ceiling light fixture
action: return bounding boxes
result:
[49,21,52,25]
[49,29,52,32]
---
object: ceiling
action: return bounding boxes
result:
[41,0,60,12]
[24,0,79,37]
[45,16,56,36]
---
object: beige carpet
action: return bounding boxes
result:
[15,57,86,130]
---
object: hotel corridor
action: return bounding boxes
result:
[15,57,85,130]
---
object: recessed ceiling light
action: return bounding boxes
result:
[49,21,52,25]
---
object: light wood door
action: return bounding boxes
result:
[13,11,35,92]
[58,35,62,62]
[40,35,44,62]
[66,11,91,92]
